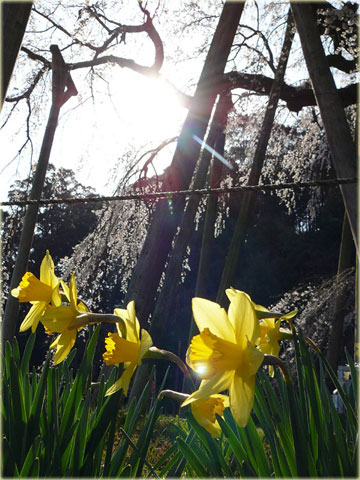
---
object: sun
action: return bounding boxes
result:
[107,70,187,144]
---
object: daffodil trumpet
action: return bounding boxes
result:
[102,301,153,396]
[160,389,229,437]
[68,312,126,336]
[12,250,61,333]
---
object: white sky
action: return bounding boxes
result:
[0,66,188,198]
[1,0,347,202]
[0,0,212,200]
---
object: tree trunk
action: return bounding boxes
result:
[216,10,295,307]
[195,127,226,301]
[2,46,77,344]
[182,108,227,394]
[127,2,245,400]
[148,93,233,347]
[125,1,245,325]
[1,1,33,106]
[290,2,358,256]
[129,94,233,400]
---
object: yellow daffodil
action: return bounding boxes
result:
[41,273,87,364]
[256,305,296,376]
[182,288,264,427]
[103,301,153,396]
[191,392,229,437]
[12,251,61,333]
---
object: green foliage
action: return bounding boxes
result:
[2,163,101,280]
[167,335,358,478]
[1,328,164,477]
[2,322,357,478]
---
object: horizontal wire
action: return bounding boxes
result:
[0,177,356,208]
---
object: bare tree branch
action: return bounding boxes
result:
[223,71,358,112]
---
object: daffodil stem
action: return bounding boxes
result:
[69,312,126,337]
[263,354,291,383]
[159,389,189,402]
[304,336,321,354]
[146,346,194,380]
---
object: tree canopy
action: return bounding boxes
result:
[1,0,357,376]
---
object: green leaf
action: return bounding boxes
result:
[216,414,249,469]
[329,392,352,476]
[19,435,41,477]
[72,390,91,475]
[166,428,196,477]
[82,389,122,467]
[2,435,20,477]
[28,357,50,442]
[20,333,36,375]
[8,356,27,465]
[185,412,223,476]
[12,336,21,364]
[176,436,208,477]
[245,415,272,477]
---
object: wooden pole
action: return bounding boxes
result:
[291,2,358,256]
[216,11,295,306]
[2,45,77,344]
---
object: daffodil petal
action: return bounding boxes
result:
[103,333,140,365]
[226,288,259,345]
[114,308,127,337]
[127,301,140,340]
[191,405,221,437]
[229,371,256,427]
[41,305,75,332]
[114,302,139,343]
[105,362,137,396]
[51,288,61,307]
[243,341,264,376]
[60,279,70,302]
[52,330,76,365]
[181,370,234,407]
[139,329,153,361]
[69,274,78,308]
[104,376,123,396]
[192,298,235,342]
[19,301,47,333]
[40,250,56,287]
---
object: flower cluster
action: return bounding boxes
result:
[181,288,296,428]
[12,251,296,435]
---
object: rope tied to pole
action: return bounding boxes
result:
[1,177,356,208]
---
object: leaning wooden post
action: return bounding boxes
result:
[290,3,358,256]
[2,45,77,344]
[216,11,295,306]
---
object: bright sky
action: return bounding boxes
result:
[0,66,188,199]
[0,0,202,200]
[0,0,317,201]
